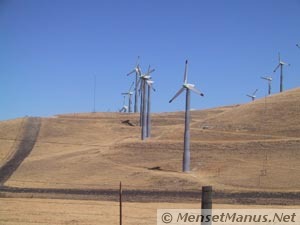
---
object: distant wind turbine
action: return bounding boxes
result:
[121,82,134,113]
[93,75,96,113]
[127,57,141,113]
[119,96,128,113]
[246,89,258,101]
[261,76,272,95]
[273,53,290,92]
[169,60,204,172]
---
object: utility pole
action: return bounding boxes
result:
[119,182,122,225]
[93,75,96,113]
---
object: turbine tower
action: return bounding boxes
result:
[127,57,141,113]
[139,66,155,140]
[246,89,258,101]
[121,82,134,113]
[273,53,290,92]
[169,60,204,172]
[119,96,128,113]
[261,76,272,95]
[145,70,156,138]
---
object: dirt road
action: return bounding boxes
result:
[0,117,41,185]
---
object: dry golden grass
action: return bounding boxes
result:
[200,88,300,137]
[1,88,300,192]
[0,198,298,225]
[0,118,26,167]
[0,89,300,225]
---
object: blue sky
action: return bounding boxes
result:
[1,0,300,120]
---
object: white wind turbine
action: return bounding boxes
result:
[127,57,141,113]
[261,76,272,95]
[246,89,258,101]
[119,96,128,113]
[121,82,134,113]
[169,60,204,172]
[273,53,290,92]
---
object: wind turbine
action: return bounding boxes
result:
[119,96,128,113]
[138,65,155,140]
[261,76,272,95]
[273,53,290,92]
[246,89,258,101]
[121,82,134,113]
[127,57,141,113]
[169,60,204,172]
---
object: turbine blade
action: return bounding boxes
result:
[273,64,280,72]
[135,56,140,67]
[127,69,136,76]
[278,52,281,62]
[189,86,204,96]
[147,68,155,75]
[246,94,252,98]
[169,87,185,103]
[261,76,267,80]
[183,60,188,84]
[128,82,134,92]
[136,78,141,90]
[253,89,258,95]
[146,80,154,85]
[146,80,156,91]
[281,61,290,66]
[137,65,142,76]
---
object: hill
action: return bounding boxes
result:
[199,88,300,137]
[0,88,299,200]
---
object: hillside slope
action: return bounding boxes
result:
[0,88,299,195]
[198,88,300,137]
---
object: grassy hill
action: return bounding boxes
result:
[0,88,299,195]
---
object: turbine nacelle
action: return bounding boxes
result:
[279,61,290,66]
[122,92,134,95]
[261,76,272,82]
[141,75,152,80]
[183,83,194,88]
[140,66,155,80]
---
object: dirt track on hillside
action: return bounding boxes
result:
[0,117,41,185]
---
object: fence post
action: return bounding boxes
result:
[120,182,122,225]
[201,186,212,225]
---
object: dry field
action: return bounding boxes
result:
[0,198,299,225]
[0,88,299,224]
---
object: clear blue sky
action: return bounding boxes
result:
[1,0,300,120]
